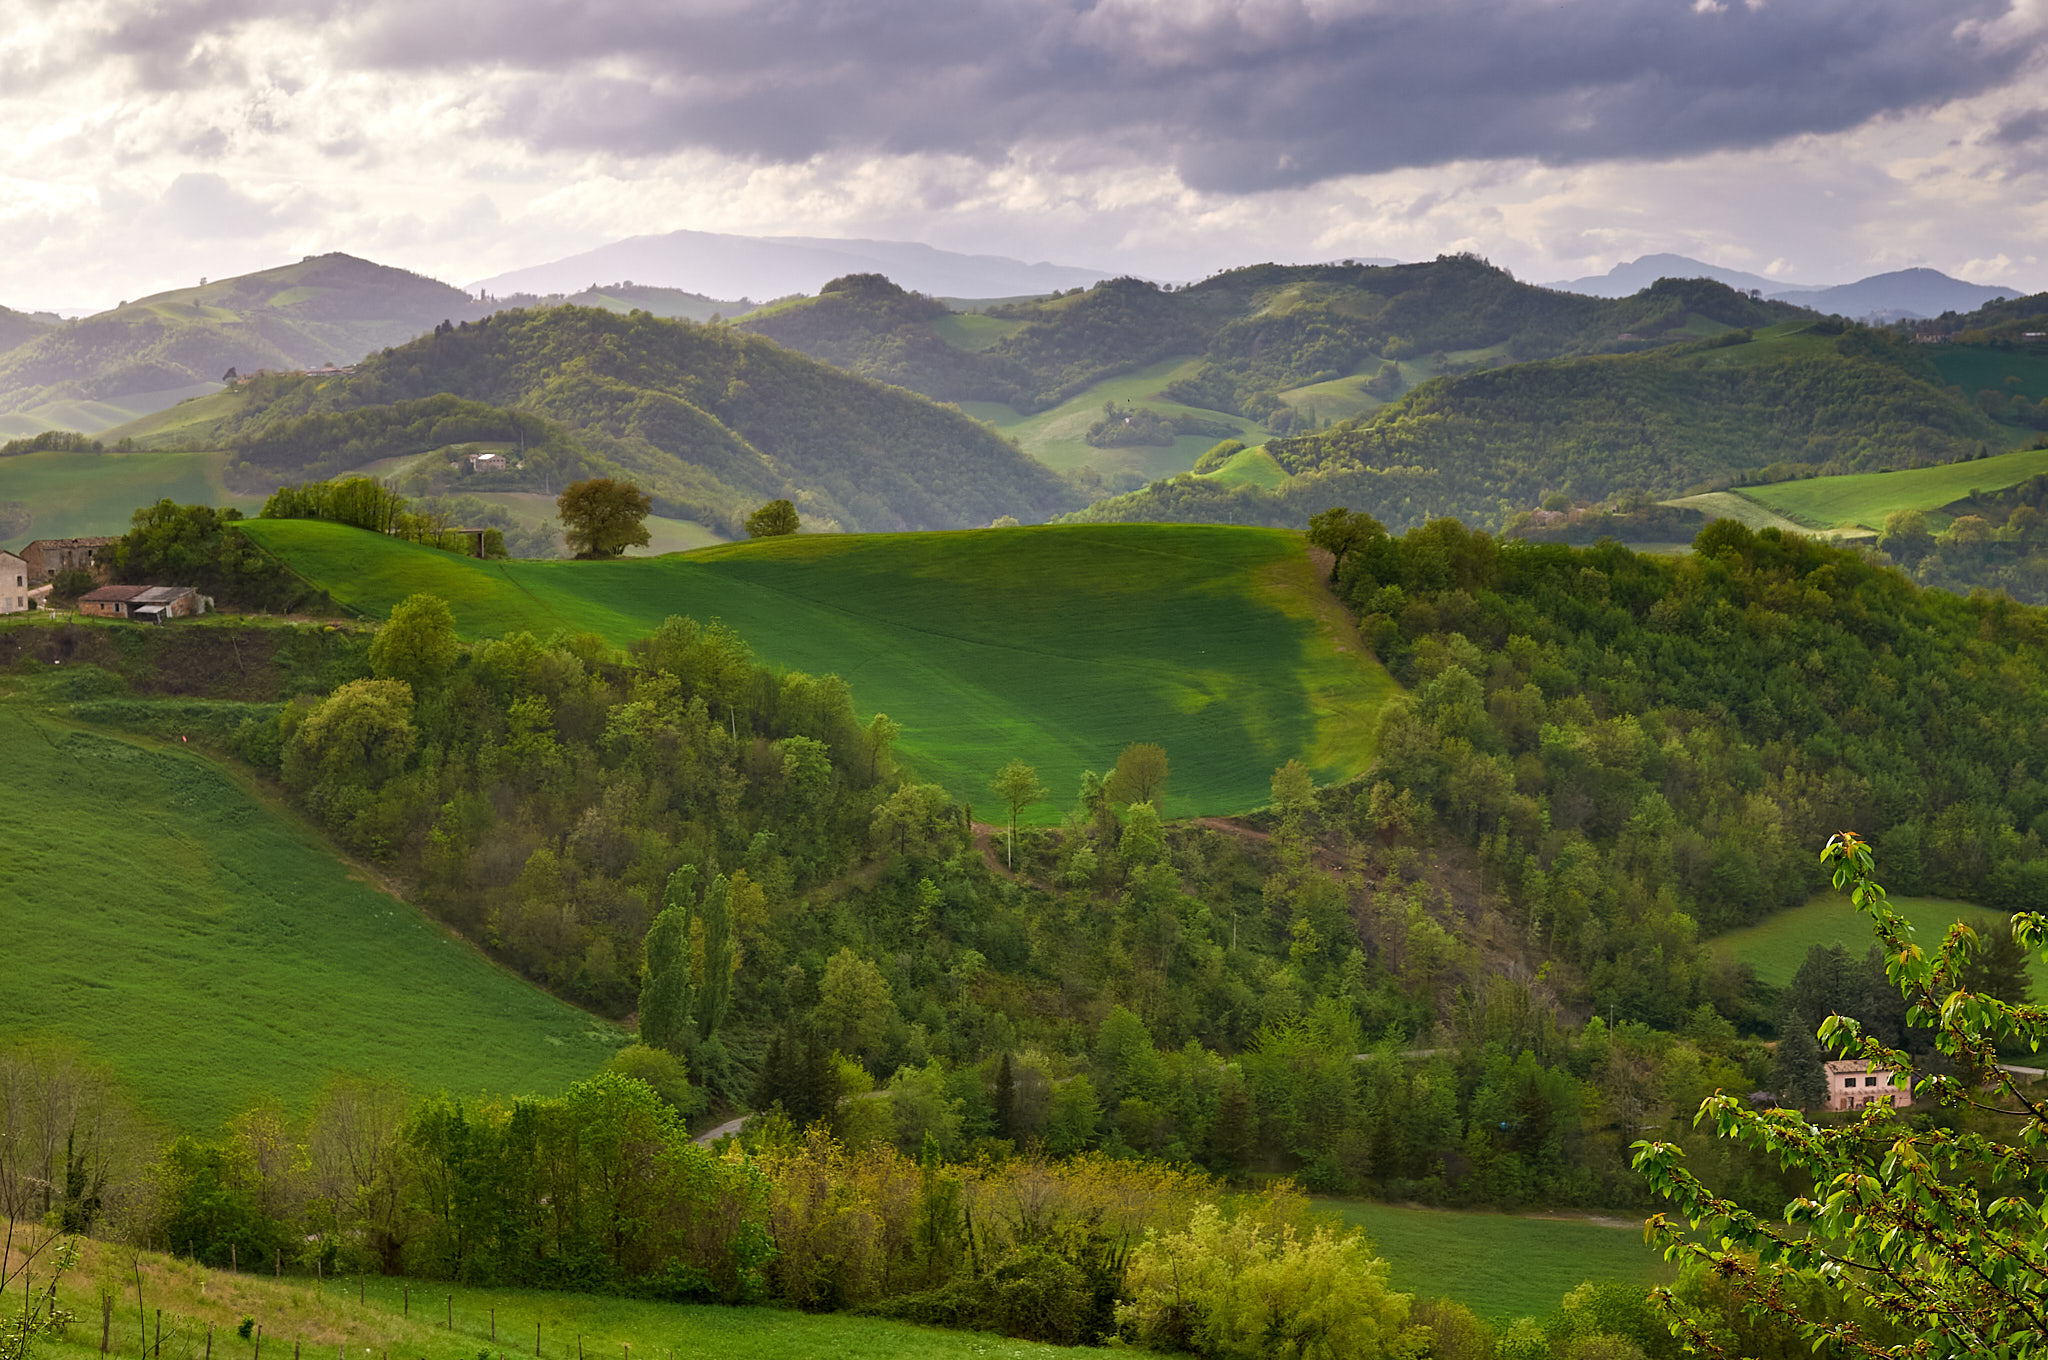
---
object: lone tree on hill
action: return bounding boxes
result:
[989,758,1046,869]
[1306,506,1382,582]
[745,498,801,538]
[1634,831,2048,1359]
[1105,742,1169,809]
[557,477,651,558]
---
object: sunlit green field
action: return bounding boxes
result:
[0,702,615,1130]
[239,519,1399,820]
[956,356,1267,482]
[1320,1200,1667,1319]
[0,446,263,542]
[1711,893,2048,996]
[1199,446,1291,489]
[1738,443,2048,531]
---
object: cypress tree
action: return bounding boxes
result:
[993,1052,1016,1140]
[638,866,697,1054]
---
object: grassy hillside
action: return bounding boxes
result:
[1325,1201,1666,1319]
[192,307,1079,536]
[1066,322,2009,535]
[1713,893,2048,998]
[239,519,1398,819]
[0,700,613,1130]
[1736,442,2048,531]
[0,302,56,355]
[0,446,263,544]
[958,356,1268,484]
[0,255,487,433]
[34,1240,1079,1360]
[490,281,760,323]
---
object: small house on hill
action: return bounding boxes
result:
[79,584,207,622]
[22,536,117,585]
[1,549,27,614]
[465,451,507,473]
[1825,1058,1911,1111]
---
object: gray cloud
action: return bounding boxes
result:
[63,0,2048,192]
[1993,106,2048,144]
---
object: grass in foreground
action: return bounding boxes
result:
[1710,893,2048,996]
[0,447,262,543]
[1319,1200,1667,1319]
[0,704,613,1130]
[24,1235,1077,1360]
[239,520,1400,820]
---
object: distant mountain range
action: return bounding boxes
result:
[470,229,1113,304]
[1548,254,2024,321]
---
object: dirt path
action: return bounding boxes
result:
[693,1116,747,1146]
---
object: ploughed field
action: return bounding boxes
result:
[240,520,1400,821]
[0,701,616,1130]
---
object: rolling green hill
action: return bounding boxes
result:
[238,518,1398,818]
[490,280,762,323]
[739,259,1801,432]
[1735,442,2048,532]
[0,302,56,355]
[163,306,1080,535]
[0,254,487,434]
[0,699,614,1130]
[1065,322,2010,535]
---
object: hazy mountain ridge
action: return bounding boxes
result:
[472,228,1113,303]
[1550,253,2023,321]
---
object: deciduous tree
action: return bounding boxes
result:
[557,477,652,558]
[744,499,801,538]
[989,759,1045,869]
[1105,742,1170,809]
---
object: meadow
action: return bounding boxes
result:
[237,519,1400,820]
[0,700,616,1131]
[1710,893,2048,995]
[955,356,1268,482]
[1929,344,2048,403]
[1198,446,1291,489]
[0,446,262,542]
[26,1236,1079,1360]
[1320,1200,1667,1320]
[1736,442,2048,531]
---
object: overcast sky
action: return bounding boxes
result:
[3,0,2046,311]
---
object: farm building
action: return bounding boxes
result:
[1824,1058,1911,1111]
[78,584,207,622]
[1,549,27,614]
[22,535,117,585]
[465,451,507,472]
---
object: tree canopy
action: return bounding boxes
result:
[558,477,652,558]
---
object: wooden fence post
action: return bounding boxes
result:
[231,1245,237,1275]
[256,1324,264,1360]
[206,1322,213,1360]
[402,1287,408,1318]
[490,1309,494,1342]
[100,1293,111,1353]
[446,1297,451,1330]
[155,1308,161,1358]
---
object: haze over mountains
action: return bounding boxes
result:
[1549,253,2023,320]
[471,229,1115,304]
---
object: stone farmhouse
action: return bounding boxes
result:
[1825,1058,1912,1111]
[78,584,207,622]
[22,536,117,585]
[1,549,27,614]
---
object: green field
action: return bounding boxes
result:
[1737,443,2048,531]
[0,703,616,1130]
[1711,894,2048,996]
[930,311,1025,352]
[1274,371,1385,426]
[38,1243,1078,1360]
[1659,490,1871,540]
[956,356,1268,482]
[0,446,263,543]
[1321,1201,1666,1319]
[239,519,1400,820]
[1199,446,1291,489]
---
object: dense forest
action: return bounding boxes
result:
[83,510,2042,1224]
[738,257,1800,421]
[197,306,1080,534]
[1064,324,2006,534]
